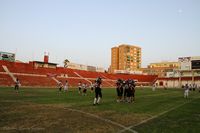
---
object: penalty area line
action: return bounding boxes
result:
[64,107,138,133]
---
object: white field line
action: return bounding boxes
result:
[64,107,138,133]
[118,96,200,133]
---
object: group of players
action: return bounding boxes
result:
[13,76,200,106]
[78,77,103,105]
[77,77,136,105]
[58,77,103,105]
[116,78,136,103]
[58,80,69,92]
[78,82,94,96]
[14,76,137,105]
[182,83,200,99]
[13,77,135,105]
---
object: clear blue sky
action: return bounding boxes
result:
[0,0,200,69]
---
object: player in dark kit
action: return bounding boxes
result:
[127,80,132,103]
[14,78,20,93]
[58,81,63,92]
[82,83,87,96]
[129,79,136,103]
[78,81,82,94]
[116,79,123,102]
[90,82,95,93]
[123,80,129,102]
[93,77,102,105]
[123,79,136,103]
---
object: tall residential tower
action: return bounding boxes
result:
[111,44,141,73]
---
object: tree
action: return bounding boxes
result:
[64,59,70,68]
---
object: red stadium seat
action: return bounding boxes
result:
[0,60,158,87]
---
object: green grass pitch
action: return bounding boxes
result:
[0,87,200,133]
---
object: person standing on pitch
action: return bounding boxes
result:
[58,81,63,93]
[78,81,82,94]
[184,84,189,99]
[90,82,95,93]
[64,80,69,93]
[130,80,136,103]
[116,79,123,102]
[93,77,102,105]
[152,84,156,91]
[82,83,87,96]
[123,80,129,102]
[14,78,20,93]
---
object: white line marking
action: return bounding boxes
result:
[118,96,200,133]
[64,107,138,133]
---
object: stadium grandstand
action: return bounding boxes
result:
[0,56,157,88]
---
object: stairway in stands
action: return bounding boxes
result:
[99,74,115,87]
[73,72,92,84]
[2,65,16,82]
